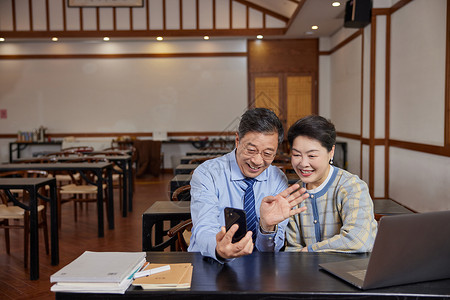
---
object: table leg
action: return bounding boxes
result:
[28,187,39,280]
[142,218,154,251]
[121,163,127,217]
[49,182,59,265]
[96,171,104,238]
[107,168,114,230]
[127,159,133,212]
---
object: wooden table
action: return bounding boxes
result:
[55,252,450,299]
[27,155,134,217]
[8,141,62,162]
[174,164,197,175]
[0,162,114,237]
[0,177,58,280]
[142,201,191,251]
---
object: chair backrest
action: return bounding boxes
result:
[167,219,193,252]
[45,151,82,158]
[60,146,94,153]
[171,185,191,202]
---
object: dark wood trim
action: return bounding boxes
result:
[246,5,249,29]
[29,0,33,31]
[0,52,247,60]
[233,0,289,23]
[0,131,236,139]
[62,0,67,31]
[0,28,286,39]
[130,7,133,30]
[336,132,361,140]
[285,0,305,31]
[163,0,166,30]
[146,0,150,30]
[319,29,363,56]
[368,14,377,196]
[80,7,83,31]
[46,0,50,31]
[179,0,183,30]
[446,0,450,147]
[372,8,390,16]
[229,0,233,29]
[390,140,450,157]
[360,28,365,177]
[96,7,100,30]
[385,12,391,199]
[196,0,199,30]
[389,0,413,14]
[213,0,216,30]
[12,0,17,31]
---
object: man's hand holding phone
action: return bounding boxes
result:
[215,224,254,260]
[215,207,254,260]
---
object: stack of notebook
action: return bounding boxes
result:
[132,263,193,290]
[50,251,146,294]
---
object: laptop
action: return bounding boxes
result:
[319,210,450,289]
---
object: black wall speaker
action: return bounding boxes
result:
[344,0,372,28]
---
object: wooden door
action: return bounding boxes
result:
[251,73,313,134]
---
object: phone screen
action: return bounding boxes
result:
[224,207,247,243]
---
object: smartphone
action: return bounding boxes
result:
[224,207,247,243]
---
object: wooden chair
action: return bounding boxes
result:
[167,185,192,251]
[167,219,192,251]
[101,146,137,193]
[89,152,125,208]
[58,157,109,223]
[171,185,191,202]
[60,146,94,154]
[0,170,49,268]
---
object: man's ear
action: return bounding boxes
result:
[235,133,239,148]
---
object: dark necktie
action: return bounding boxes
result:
[243,177,257,241]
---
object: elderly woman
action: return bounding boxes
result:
[285,115,377,253]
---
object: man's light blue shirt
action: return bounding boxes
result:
[188,150,289,262]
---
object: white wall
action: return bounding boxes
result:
[0,39,248,163]
[388,0,449,211]
[321,0,449,212]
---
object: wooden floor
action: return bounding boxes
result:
[0,173,174,300]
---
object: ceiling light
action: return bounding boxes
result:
[311,25,319,30]
[203,36,210,40]
[256,35,263,39]
[103,37,110,41]
[51,37,58,42]
[156,36,163,41]
[0,38,5,42]
[332,1,341,7]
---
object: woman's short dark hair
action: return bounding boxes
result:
[287,115,336,152]
[238,108,284,144]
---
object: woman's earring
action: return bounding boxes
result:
[329,158,334,165]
